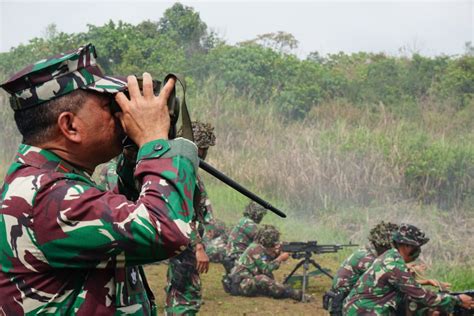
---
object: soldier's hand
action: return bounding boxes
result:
[115,73,174,147]
[458,294,474,309]
[277,252,290,262]
[195,244,209,274]
[431,280,451,290]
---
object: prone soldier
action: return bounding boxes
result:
[223,201,267,274]
[224,225,309,301]
[323,221,399,315]
[344,224,474,315]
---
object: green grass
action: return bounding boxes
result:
[203,174,474,290]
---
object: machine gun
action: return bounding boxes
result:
[281,241,358,302]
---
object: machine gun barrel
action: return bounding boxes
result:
[281,241,358,254]
[199,160,286,218]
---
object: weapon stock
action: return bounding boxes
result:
[199,160,286,218]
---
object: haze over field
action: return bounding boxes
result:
[1,0,472,57]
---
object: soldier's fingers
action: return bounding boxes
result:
[203,262,209,274]
[196,263,203,274]
[114,92,130,112]
[114,112,127,133]
[158,77,176,101]
[141,72,154,99]
[127,75,141,100]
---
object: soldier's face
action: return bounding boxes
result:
[399,244,419,263]
[75,93,123,164]
[198,147,208,160]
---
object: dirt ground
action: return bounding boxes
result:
[144,255,340,315]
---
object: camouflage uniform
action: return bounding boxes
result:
[203,220,228,263]
[224,202,267,273]
[226,226,302,301]
[343,224,462,315]
[324,222,399,315]
[99,158,119,191]
[165,122,216,315]
[0,44,198,315]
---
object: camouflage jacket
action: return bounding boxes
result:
[331,243,377,297]
[229,242,280,280]
[226,217,259,258]
[204,235,228,262]
[99,158,119,191]
[0,139,197,315]
[189,176,214,246]
[101,160,213,247]
[344,249,460,315]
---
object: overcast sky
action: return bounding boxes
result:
[0,0,472,58]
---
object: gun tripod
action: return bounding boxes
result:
[283,251,333,302]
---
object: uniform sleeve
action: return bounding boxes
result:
[389,261,459,312]
[196,177,215,225]
[246,221,259,242]
[186,175,214,247]
[255,252,280,275]
[332,250,361,292]
[32,139,198,269]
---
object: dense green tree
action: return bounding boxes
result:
[158,3,210,56]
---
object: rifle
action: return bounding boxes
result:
[451,290,474,316]
[281,241,358,302]
[401,290,474,316]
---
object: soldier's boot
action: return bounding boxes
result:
[221,275,232,294]
[287,289,313,302]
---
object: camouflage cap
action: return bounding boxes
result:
[392,223,429,247]
[243,201,267,223]
[368,221,399,249]
[256,225,280,248]
[178,121,216,148]
[0,43,127,111]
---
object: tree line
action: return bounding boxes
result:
[1,3,472,119]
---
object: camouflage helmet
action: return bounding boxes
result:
[243,201,267,223]
[368,221,399,250]
[177,121,216,148]
[0,43,126,111]
[392,223,429,248]
[256,225,280,248]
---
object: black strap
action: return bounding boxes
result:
[164,73,194,142]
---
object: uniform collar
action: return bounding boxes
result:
[15,143,94,180]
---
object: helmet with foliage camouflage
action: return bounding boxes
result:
[0,43,126,111]
[177,121,216,149]
[243,201,267,224]
[392,223,429,247]
[368,221,399,251]
[256,225,280,248]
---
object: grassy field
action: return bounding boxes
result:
[144,255,343,315]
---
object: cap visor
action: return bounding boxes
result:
[83,75,127,94]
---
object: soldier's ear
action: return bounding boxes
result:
[57,112,82,144]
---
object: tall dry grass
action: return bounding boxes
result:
[190,86,473,281]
